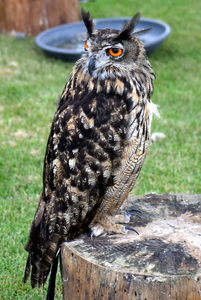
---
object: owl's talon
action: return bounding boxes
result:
[90,230,95,240]
[126,211,142,220]
[123,212,131,223]
[124,226,139,235]
[125,209,142,219]
[90,223,105,239]
[130,212,142,219]
[129,208,142,213]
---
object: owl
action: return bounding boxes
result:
[24,9,159,297]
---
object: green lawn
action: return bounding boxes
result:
[0,0,201,299]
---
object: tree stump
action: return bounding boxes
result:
[0,0,79,36]
[61,193,201,300]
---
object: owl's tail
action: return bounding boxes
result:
[23,191,61,287]
[24,253,59,300]
[23,229,60,288]
[24,229,60,300]
[24,254,50,288]
[45,254,59,300]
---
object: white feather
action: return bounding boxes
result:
[150,101,160,118]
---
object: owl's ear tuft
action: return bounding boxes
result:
[81,9,94,37]
[114,12,140,41]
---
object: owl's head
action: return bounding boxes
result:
[81,9,150,78]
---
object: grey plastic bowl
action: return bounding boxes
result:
[35,17,171,61]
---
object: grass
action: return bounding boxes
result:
[0,0,201,299]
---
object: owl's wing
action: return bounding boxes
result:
[24,85,130,288]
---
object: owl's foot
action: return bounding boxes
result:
[90,210,141,239]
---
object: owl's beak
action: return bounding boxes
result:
[88,55,96,76]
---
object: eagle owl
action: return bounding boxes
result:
[24,9,159,293]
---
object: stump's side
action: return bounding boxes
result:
[61,193,201,300]
[61,243,201,300]
[0,0,79,36]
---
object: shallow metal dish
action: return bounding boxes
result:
[35,18,171,61]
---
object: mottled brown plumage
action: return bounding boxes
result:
[24,9,159,292]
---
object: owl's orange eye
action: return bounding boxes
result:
[84,43,89,51]
[107,48,123,57]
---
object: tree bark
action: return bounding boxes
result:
[61,193,201,300]
[0,0,79,36]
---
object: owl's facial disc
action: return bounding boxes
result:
[86,42,124,77]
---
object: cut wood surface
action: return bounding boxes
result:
[0,0,79,36]
[61,193,201,300]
